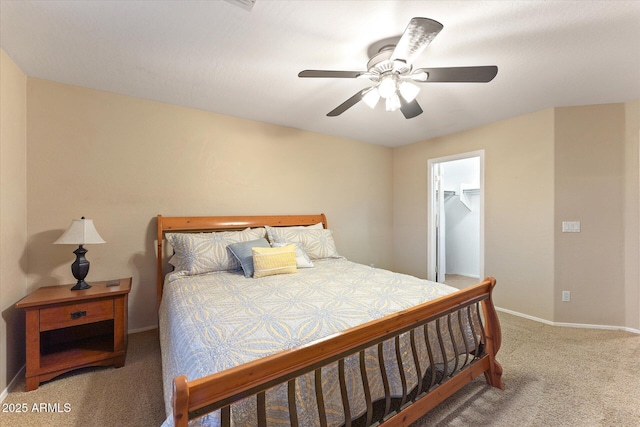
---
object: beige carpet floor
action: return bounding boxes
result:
[444,274,482,290]
[2,313,639,426]
[0,329,165,427]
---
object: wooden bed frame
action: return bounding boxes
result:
[157,214,504,427]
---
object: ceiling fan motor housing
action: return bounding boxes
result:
[366,49,412,80]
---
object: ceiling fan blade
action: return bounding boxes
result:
[390,18,443,65]
[298,70,365,78]
[413,66,498,83]
[400,98,423,119]
[327,89,368,117]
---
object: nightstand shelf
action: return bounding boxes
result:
[40,330,114,370]
[16,278,131,391]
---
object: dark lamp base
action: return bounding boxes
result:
[70,245,92,291]
[71,280,92,291]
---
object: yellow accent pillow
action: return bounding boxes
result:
[252,244,297,278]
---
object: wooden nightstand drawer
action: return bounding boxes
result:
[39,299,114,331]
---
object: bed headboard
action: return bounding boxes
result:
[156,214,328,308]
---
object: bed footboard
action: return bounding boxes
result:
[171,277,503,427]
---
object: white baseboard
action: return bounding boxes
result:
[128,325,158,334]
[496,306,640,334]
[0,365,25,403]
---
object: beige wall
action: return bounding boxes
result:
[393,103,640,329]
[0,50,28,393]
[25,78,393,332]
[554,104,626,326]
[624,100,639,329]
[393,109,556,321]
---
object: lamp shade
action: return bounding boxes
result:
[362,87,380,109]
[398,80,420,102]
[377,75,397,99]
[385,93,401,112]
[54,218,106,245]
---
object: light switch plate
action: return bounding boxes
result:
[562,221,580,233]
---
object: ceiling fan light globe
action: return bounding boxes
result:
[399,80,420,102]
[410,71,429,82]
[362,88,380,109]
[377,75,397,99]
[385,93,401,112]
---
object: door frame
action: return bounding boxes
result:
[427,150,485,283]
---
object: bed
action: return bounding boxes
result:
[156,214,503,427]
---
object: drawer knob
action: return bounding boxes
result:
[70,310,87,319]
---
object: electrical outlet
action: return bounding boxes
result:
[562,221,581,233]
[562,291,571,302]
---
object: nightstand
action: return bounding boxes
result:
[16,277,132,391]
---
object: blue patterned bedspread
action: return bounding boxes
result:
[159,258,460,426]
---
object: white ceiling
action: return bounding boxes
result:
[1,1,639,147]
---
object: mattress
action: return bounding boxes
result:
[159,258,467,426]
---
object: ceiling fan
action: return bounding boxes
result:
[298,17,498,119]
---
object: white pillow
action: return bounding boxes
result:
[166,227,266,274]
[267,222,323,230]
[300,222,324,229]
[272,241,314,268]
[265,226,340,260]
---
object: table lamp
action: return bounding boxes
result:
[54,217,106,290]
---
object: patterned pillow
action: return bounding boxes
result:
[166,227,266,274]
[265,226,340,260]
[252,244,297,278]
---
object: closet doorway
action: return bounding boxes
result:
[427,151,484,288]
